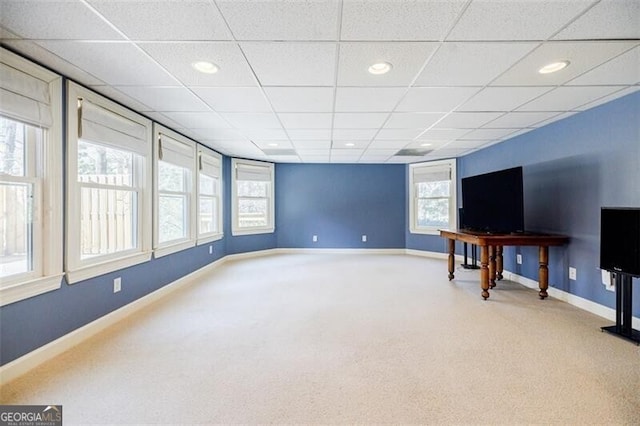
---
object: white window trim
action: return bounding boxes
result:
[66,82,152,284]
[153,124,197,258]
[231,158,275,236]
[197,145,223,244]
[0,48,63,307]
[409,159,457,235]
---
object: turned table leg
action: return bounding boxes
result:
[447,238,455,280]
[496,245,504,280]
[538,246,549,299]
[489,245,497,288]
[480,245,490,300]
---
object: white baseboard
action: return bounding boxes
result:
[274,248,406,255]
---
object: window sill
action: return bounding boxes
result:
[197,233,223,245]
[409,228,443,236]
[0,274,63,307]
[66,252,152,284]
[154,240,196,258]
[231,227,275,237]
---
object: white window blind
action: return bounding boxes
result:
[78,98,147,155]
[413,165,451,183]
[159,133,195,168]
[0,62,52,127]
[200,151,221,178]
[236,162,271,181]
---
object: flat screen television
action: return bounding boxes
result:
[461,166,524,234]
[600,207,640,277]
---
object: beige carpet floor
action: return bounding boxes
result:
[1,253,639,424]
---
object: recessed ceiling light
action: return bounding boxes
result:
[368,62,393,75]
[267,142,279,147]
[420,142,432,147]
[538,60,570,74]
[345,142,356,147]
[192,61,219,74]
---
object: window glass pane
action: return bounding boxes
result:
[78,140,133,186]
[0,116,28,177]
[159,194,186,243]
[0,182,33,277]
[238,198,268,228]
[199,197,216,234]
[417,198,449,228]
[199,173,215,196]
[80,187,136,258]
[417,181,449,198]
[237,180,267,197]
[158,161,186,192]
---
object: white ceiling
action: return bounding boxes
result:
[1,0,638,164]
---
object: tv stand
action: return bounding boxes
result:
[601,273,640,345]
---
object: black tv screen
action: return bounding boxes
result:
[461,166,524,234]
[600,207,640,277]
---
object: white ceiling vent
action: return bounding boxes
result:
[395,148,433,157]
[261,148,297,156]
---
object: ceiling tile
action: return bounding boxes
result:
[335,87,406,112]
[287,129,332,140]
[332,140,369,149]
[278,113,332,129]
[361,149,398,157]
[88,0,232,41]
[140,42,257,87]
[482,112,560,128]
[0,0,124,40]
[417,128,472,140]
[367,140,410,150]
[375,129,425,140]
[216,0,340,41]
[517,86,623,112]
[415,42,538,86]
[220,112,281,129]
[264,87,334,112]
[384,113,445,129]
[193,129,247,141]
[162,112,231,129]
[333,113,389,128]
[441,140,490,150]
[396,87,480,112]
[192,87,271,112]
[253,140,294,149]
[37,41,177,86]
[567,46,640,86]
[332,129,378,140]
[142,112,183,130]
[241,42,336,86]
[242,128,288,140]
[575,86,640,111]
[434,112,503,129]
[530,112,578,128]
[0,26,20,39]
[88,85,152,112]
[337,42,437,86]
[115,86,210,112]
[492,41,637,86]
[447,0,592,41]
[460,128,519,140]
[458,87,552,112]
[553,0,640,40]
[266,155,301,163]
[300,155,331,163]
[293,141,332,150]
[359,155,394,163]
[340,0,467,41]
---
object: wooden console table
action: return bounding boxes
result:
[439,229,569,300]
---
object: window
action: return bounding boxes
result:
[232,159,274,236]
[409,159,457,235]
[66,82,152,283]
[153,125,196,257]
[197,146,223,244]
[0,48,63,306]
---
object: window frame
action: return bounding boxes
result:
[409,159,457,235]
[0,48,63,306]
[153,124,197,257]
[231,158,275,236]
[66,82,153,284]
[196,145,223,244]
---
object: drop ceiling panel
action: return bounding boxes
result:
[417,128,472,140]
[567,46,640,86]
[194,129,246,141]
[375,129,425,140]
[492,42,637,86]
[458,87,553,112]
[37,41,177,86]
[141,43,258,87]
[332,129,378,140]
[434,112,503,129]
[89,85,152,112]
[287,129,332,140]
[87,0,232,41]
[332,140,369,149]
[368,140,411,150]
[447,0,593,41]
[517,86,623,112]
[340,0,467,41]
[293,141,332,150]
[242,128,288,140]
[333,113,389,128]
[264,87,334,112]
[0,0,124,40]
[115,86,210,112]
[216,0,340,41]
[482,111,560,128]
[335,87,406,112]
[415,42,538,86]
[460,128,519,140]
[396,87,480,112]
[575,86,639,111]
[162,112,231,129]
[142,112,183,131]
[219,112,281,129]
[337,42,437,86]
[553,0,640,40]
[384,113,445,129]
[253,140,294,149]
[241,42,337,86]
[192,87,272,112]
[277,113,332,129]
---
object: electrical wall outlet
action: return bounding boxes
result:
[361,235,367,242]
[312,235,318,242]
[516,254,522,264]
[209,245,213,254]
[569,267,577,281]
[113,277,121,293]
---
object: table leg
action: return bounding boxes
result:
[447,238,455,280]
[496,245,503,280]
[538,246,549,299]
[489,245,497,288]
[480,245,490,300]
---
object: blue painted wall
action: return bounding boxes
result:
[275,164,406,248]
[458,91,640,316]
